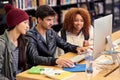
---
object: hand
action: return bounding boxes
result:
[76,47,86,55]
[83,40,89,47]
[56,58,74,68]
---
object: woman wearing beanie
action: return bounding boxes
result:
[0,4,29,80]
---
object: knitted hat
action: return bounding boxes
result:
[4,4,13,13]
[5,4,29,29]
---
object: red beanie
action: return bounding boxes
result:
[4,4,13,13]
[6,8,29,29]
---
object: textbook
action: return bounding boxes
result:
[63,64,86,72]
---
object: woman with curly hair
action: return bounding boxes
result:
[55,8,93,57]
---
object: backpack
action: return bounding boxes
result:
[60,28,89,41]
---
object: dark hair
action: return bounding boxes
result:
[7,26,15,31]
[63,8,91,36]
[36,5,56,20]
[18,35,28,70]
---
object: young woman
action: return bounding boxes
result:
[0,4,29,80]
[56,8,93,57]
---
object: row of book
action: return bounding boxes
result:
[79,0,101,3]
[60,0,77,5]
[39,0,57,6]
[39,0,77,6]
[12,0,78,9]
[12,0,37,10]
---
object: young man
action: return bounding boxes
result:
[26,5,85,68]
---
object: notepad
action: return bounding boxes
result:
[63,64,86,72]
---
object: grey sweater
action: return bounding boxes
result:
[0,30,14,80]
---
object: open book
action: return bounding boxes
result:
[43,69,76,80]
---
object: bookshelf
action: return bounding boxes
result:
[0,1,9,35]
[79,0,106,22]
[1,0,119,32]
[37,0,79,32]
[105,0,120,28]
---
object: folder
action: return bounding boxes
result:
[63,64,86,72]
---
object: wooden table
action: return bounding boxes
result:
[16,30,120,80]
[16,52,120,80]
[112,30,120,41]
[16,53,88,80]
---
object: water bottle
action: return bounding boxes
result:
[85,49,93,78]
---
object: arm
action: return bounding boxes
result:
[0,39,9,80]
[88,25,94,45]
[55,31,65,57]
[55,47,65,57]
[54,30,78,53]
[26,38,57,66]
[27,41,76,68]
[83,40,89,47]
[54,30,86,54]
[83,25,94,47]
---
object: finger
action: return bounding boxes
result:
[63,59,74,67]
[64,59,74,65]
[64,62,73,67]
[81,48,87,52]
[67,63,73,67]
